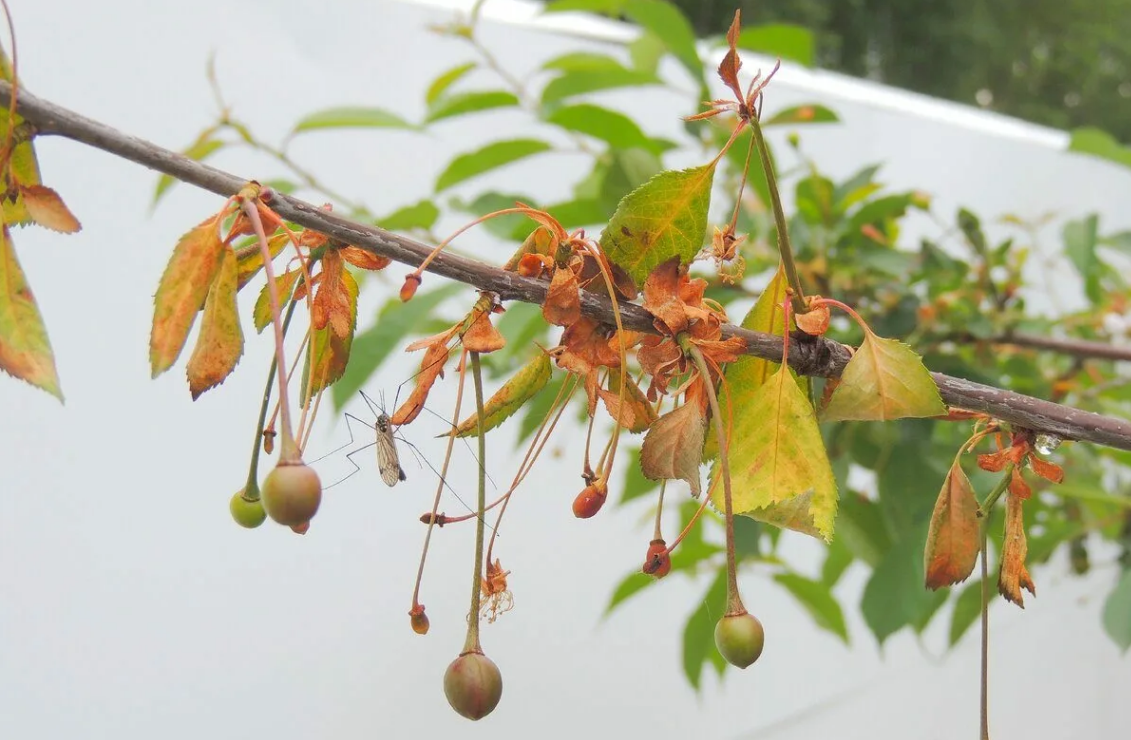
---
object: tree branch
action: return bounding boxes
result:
[991,332,1131,364]
[6,80,1131,451]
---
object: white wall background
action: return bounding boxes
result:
[2,1,1128,739]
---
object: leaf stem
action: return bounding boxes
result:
[463,351,488,654]
[979,464,1013,517]
[749,113,807,315]
[683,337,744,615]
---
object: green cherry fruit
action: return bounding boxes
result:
[229,489,267,529]
[443,652,503,721]
[261,461,322,526]
[714,612,765,669]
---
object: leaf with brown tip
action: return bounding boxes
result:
[640,401,706,496]
[924,460,980,589]
[150,215,226,378]
[0,226,63,400]
[20,185,81,233]
[186,247,243,399]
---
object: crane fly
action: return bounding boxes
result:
[374,411,406,487]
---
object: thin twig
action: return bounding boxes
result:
[7,81,1131,451]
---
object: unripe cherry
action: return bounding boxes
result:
[443,651,503,721]
[714,612,765,669]
[229,488,266,529]
[409,605,430,635]
[261,461,322,526]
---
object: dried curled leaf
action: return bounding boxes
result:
[924,460,980,589]
[150,215,226,378]
[640,401,706,496]
[186,247,243,399]
[461,308,506,353]
[302,268,359,402]
[999,493,1036,607]
[452,352,551,437]
[311,250,352,339]
[543,265,581,327]
[339,245,391,271]
[392,334,454,426]
[0,226,63,400]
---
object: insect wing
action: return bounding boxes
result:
[376,415,406,487]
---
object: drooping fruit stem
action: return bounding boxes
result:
[412,348,470,612]
[463,350,488,655]
[243,196,299,462]
[749,113,807,316]
[977,464,1012,740]
[683,337,744,615]
[244,298,299,497]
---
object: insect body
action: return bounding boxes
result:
[375,412,407,487]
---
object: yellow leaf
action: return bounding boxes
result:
[253,270,301,334]
[924,460,980,589]
[714,365,837,541]
[235,231,290,290]
[821,332,946,422]
[186,248,243,399]
[453,352,552,437]
[0,226,62,400]
[150,216,227,377]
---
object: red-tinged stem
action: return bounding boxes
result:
[979,530,990,740]
[244,198,299,462]
[412,348,469,613]
[243,299,299,497]
[683,337,744,615]
[811,297,872,337]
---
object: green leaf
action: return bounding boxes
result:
[378,200,440,232]
[456,191,535,239]
[331,283,463,409]
[861,532,937,645]
[736,24,815,67]
[714,366,838,541]
[435,139,553,192]
[545,103,654,150]
[763,104,839,127]
[1063,215,1102,304]
[837,491,892,567]
[683,568,728,690]
[543,0,626,16]
[599,163,716,284]
[628,30,666,74]
[822,332,946,422]
[291,106,417,133]
[773,573,849,643]
[0,227,63,400]
[821,535,854,587]
[621,446,659,503]
[604,571,658,616]
[425,62,477,105]
[253,270,301,334]
[426,91,520,124]
[541,52,624,73]
[598,148,664,216]
[1103,568,1131,653]
[949,579,984,647]
[541,68,661,106]
[1067,126,1131,170]
[154,136,224,206]
[623,0,703,85]
[452,353,552,436]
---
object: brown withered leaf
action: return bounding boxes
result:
[718,10,744,100]
[605,367,657,433]
[303,268,359,403]
[640,401,707,496]
[795,300,831,336]
[1009,466,1032,499]
[462,308,506,353]
[999,493,1036,607]
[1029,456,1065,484]
[517,252,551,278]
[20,184,81,233]
[924,460,980,589]
[186,247,243,399]
[543,265,581,326]
[311,250,352,339]
[392,338,453,425]
[339,245,391,271]
[642,257,688,335]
